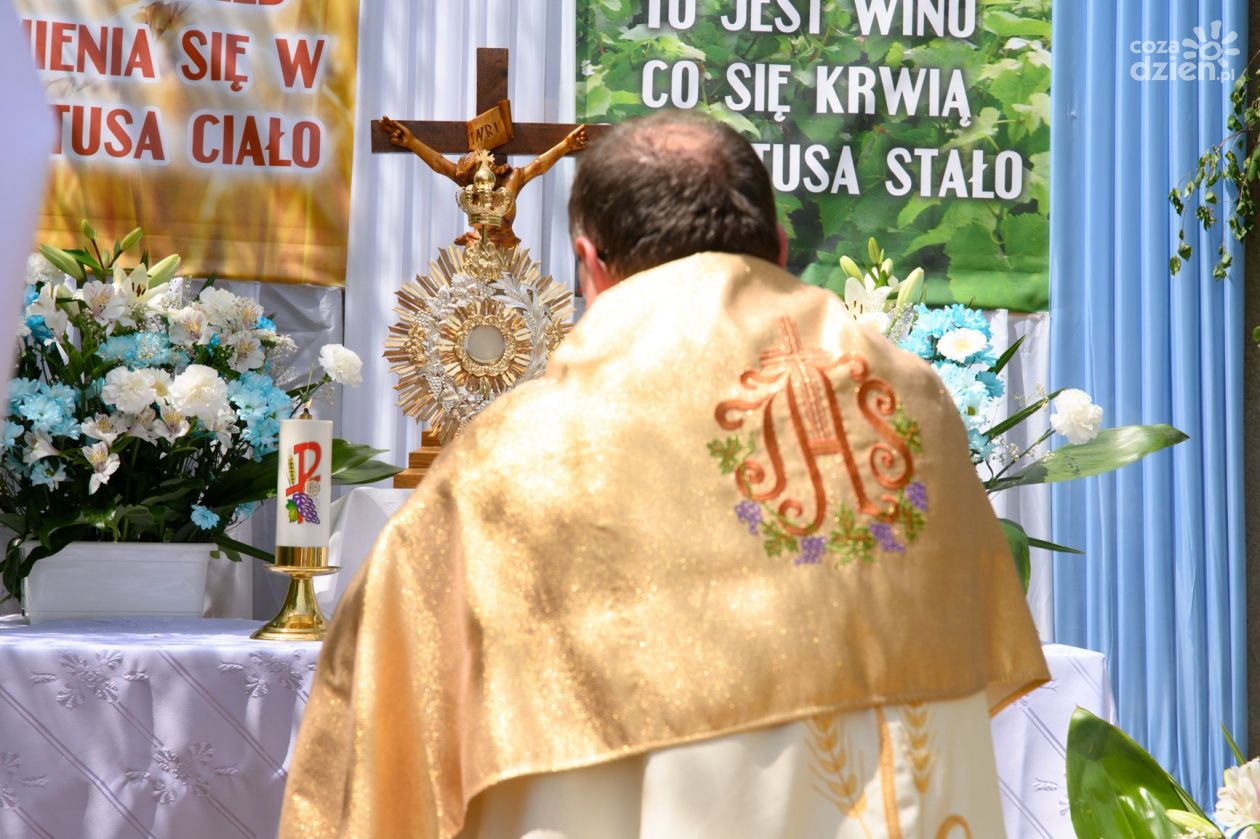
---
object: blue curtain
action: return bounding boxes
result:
[1051,0,1247,806]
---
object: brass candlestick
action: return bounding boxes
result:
[252,546,339,641]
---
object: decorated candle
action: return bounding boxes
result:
[276,416,333,551]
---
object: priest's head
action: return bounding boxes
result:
[569,111,787,304]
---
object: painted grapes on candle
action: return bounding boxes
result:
[0,224,400,602]
[284,442,323,526]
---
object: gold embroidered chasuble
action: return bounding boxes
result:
[279,252,1048,839]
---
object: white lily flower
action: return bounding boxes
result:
[838,275,894,334]
[1217,758,1260,839]
[22,431,60,464]
[81,441,120,495]
[125,407,160,443]
[224,332,265,372]
[168,306,210,347]
[208,408,239,452]
[81,413,126,445]
[155,404,191,443]
[112,263,166,327]
[76,280,127,326]
[26,282,74,340]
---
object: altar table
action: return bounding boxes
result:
[0,617,317,839]
[0,624,1111,837]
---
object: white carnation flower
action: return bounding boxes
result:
[26,252,64,286]
[101,368,169,415]
[1050,388,1104,445]
[1217,759,1260,839]
[168,364,230,427]
[319,344,363,386]
[937,328,988,363]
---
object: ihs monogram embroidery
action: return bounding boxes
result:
[708,317,927,567]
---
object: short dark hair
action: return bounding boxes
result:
[568,112,779,278]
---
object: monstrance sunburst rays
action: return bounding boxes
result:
[384,244,574,442]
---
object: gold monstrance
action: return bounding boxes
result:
[371,48,608,487]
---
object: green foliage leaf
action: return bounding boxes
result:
[1027,536,1086,555]
[985,10,1053,39]
[212,532,274,563]
[990,426,1190,491]
[1223,723,1247,766]
[203,440,402,507]
[983,387,1061,440]
[999,518,1031,592]
[1066,708,1211,839]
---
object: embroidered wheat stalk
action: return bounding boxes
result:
[902,702,935,796]
[808,715,874,839]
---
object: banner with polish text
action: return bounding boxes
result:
[577,0,1051,311]
[18,0,359,286]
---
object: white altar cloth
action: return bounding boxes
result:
[0,617,1113,838]
[0,617,317,839]
[993,643,1116,838]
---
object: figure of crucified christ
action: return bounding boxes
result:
[379,116,588,249]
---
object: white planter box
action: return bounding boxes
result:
[22,542,211,624]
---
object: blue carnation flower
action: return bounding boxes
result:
[255,316,276,331]
[228,373,292,457]
[976,371,1005,399]
[1,421,23,449]
[25,315,53,342]
[942,304,991,337]
[8,379,40,413]
[23,287,39,308]
[98,334,137,364]
[30,461,66,489]
[132,332,173,368]
[18,394,66,435]
[191,504,220,530]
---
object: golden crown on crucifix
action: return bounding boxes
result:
[456,151,516,229]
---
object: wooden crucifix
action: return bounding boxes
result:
[370,47,609,250]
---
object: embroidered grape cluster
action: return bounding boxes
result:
[734,500,762,535]
[796,536,827,566]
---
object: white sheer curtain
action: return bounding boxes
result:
[342,0,578,468]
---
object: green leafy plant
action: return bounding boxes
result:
[2,224,400,600]
[1169,62,1257,288]
[578,0,1051,311]
[1066,708,1217,838]
[1066,710,1260,838]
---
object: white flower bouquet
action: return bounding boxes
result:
[822,239,1188,587]
[0,222,396,600]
